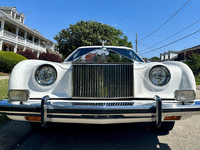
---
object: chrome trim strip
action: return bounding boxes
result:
[50,118,154,124]
[29,97,176,101]
[48,114,153,119]
[71,102,134,107]
[0,112,40,116]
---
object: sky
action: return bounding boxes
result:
[1,0,200,58]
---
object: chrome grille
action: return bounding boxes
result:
[72,64,134,98]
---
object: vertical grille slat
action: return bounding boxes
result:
[72,64,134,98]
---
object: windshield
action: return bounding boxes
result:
[65,47,144,62]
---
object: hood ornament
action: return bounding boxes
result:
[100,40,107,48]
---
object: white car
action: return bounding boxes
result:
[1,45,200,132]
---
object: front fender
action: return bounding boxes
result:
[163,61,196,91]
[134,61,196,98]
[9,60,72,98]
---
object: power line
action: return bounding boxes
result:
[138,0,191,41]
[136,5,161,33]
[138,18,200,53]
[139,29,200,55]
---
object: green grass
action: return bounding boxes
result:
[195,75,200,85]
[0,79,9,100]
[0,79,9,125]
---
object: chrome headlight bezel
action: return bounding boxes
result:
[149,65,171,86]
[35,65,57,86]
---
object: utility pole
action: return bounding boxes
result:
[135,33,138,53]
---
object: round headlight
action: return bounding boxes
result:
[35,65,57,86]
[149,65,170,86]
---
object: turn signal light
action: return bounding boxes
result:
[164,116,181,120]
[174,90,195,101]
[8,89,29,101]
[25,116,41,121]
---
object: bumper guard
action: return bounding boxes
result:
[1,95,200,125]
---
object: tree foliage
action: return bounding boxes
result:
[151,56,159,60]
[185,53,200,75]
[54,20,133,57]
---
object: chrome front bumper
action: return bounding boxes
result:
[0,96,200,126]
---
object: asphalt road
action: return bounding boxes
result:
[1,116,200,150]
[0,89,200,150]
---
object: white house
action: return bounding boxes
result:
[160,51,178,61]
[160,53,164,61]
[168,51,178,60]
[164,52,169,60]
[0,6,56,57]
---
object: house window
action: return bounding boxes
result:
[5,23,16,34]
[34,38,39,43]
[18,30,24,38]
[27,34,33,41]
[8,27,12,32]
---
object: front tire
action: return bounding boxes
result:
[151,121,175,132]
[30,122,46,132]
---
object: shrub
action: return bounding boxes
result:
[38,52,62,63]
[195,75,200,85]
[17,49,37,59]
[185,53,200,75]
[0,51,27,73]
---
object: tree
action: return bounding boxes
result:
[150,56,159,62]
[54,20,133,57]
[151,56,159,60]
[185,53,200,75]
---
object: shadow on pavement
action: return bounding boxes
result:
[16,122,171,150]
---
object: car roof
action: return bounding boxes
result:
[77,46,134,50]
